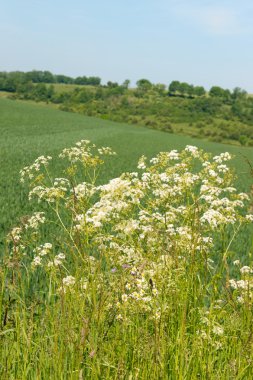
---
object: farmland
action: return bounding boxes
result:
[1,97,252,241]
[1,98,253,379]
[2,70,253,147]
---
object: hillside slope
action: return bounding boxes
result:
[0,98,252,241]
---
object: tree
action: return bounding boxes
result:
[107,81,119,88]
[168,81,180,95]
[232,87,247,100]
[56,75,74,84]
[75,76,88,85]
[42,71,55,83]
[122,79,130,89]
[136,79,152,91]
[87,76,101,86]
[25,70,45,83]
[194,86,206,97]
[209,86,231,101]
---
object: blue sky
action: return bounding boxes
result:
[1,0,252,91]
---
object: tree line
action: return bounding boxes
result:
[0,70,101,92]
[1,70,252,146]
[0,71,248,102]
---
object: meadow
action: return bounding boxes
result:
[1,97,253,379]
[1,97,252,242]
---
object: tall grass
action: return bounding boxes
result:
[0,97,253,245]
[1,141,253,379]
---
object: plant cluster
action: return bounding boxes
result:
[1,141,253,378]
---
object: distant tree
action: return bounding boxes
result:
[194,86,206,97]
[42,71,55,83]
[87,76,101,86]
[178,82,191,97]
[232,87,247,100]
[2,78,17,92]
[56,75,74,84]
[25,70,45,83]
[136,79,152,91]
[168,81,180,95]
[75,76,88,85]
[209,86,223,97]
[16,81,34,98]
[107,81,119,88]
[187,84,195,98]
[209,86,231,101]
[122,79,130,89]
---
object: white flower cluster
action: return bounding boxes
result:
[32,242,53,267]
[24,212,46,230]
[73,182,96,200]
[229,264,253,305]
[59,139,116,165]
[47,253,66,268]
[16,141,252,324]
[20,155,52,182]
[58,275,76,293]
[213,152,231,163]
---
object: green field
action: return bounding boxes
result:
[1,97,253,378]
[0,97,253,243]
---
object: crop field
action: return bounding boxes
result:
[1,97,253,379]
[1,97,252,241]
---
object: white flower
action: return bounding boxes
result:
[185,145,199,157]
[32,256,42,267]
[240,266,251,274]
[237,296,244,304]
[168,150,179,160]
[229,279,238,289]
[137,155,147,169]
[62,276,75,287]
[212,326,224,336]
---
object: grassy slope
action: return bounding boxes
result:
[0,97,252,242]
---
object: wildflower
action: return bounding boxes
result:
[62,275,75,286]
[212,326,224,336]
[137,155,147,169]
[240,266,251,274]
[185,145,199,157]
[32,256,42,267]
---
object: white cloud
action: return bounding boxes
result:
[198,7,238,35]
[171,3,250,36]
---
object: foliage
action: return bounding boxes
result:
[1,141,253,379]
[1,70,252,146]
[0,70,101,89]
[1,97,253,247]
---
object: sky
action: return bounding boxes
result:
[0,0,253,91]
